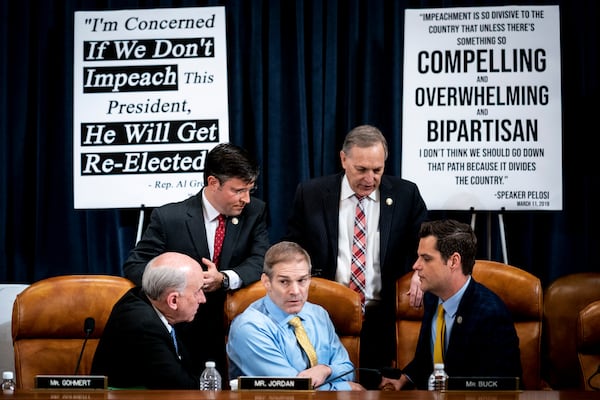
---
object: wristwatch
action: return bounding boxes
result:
[220,272,230,290]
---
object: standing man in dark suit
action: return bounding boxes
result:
[123,143,269,378]
[92,252,206,389]
[283,125,428,372]
[380,219,522,390]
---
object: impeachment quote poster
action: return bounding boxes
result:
[401,5,562,211]
[73,6,228,209]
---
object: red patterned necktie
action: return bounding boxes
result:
[350,194,367,312]
[213,214,226,267]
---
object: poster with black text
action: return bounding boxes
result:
[402,6,562,211]
[73,6,228,209]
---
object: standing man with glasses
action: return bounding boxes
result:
[123,142,270,379]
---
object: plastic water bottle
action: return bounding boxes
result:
[427,363,448,391]
[2,371,16,394]
[199,361,222,390]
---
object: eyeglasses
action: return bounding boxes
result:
[218,183,258,196]
[231,186,258,196]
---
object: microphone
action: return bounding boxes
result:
[74,317,95,375]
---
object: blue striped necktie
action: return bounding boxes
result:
[170,327,180,358]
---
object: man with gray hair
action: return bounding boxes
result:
[283,124,428,373]
[92,252,205,389]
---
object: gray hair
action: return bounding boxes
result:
[142,253,190,300]
[341,124,389,160]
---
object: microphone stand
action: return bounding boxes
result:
[74,317,95,375]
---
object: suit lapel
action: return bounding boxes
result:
[379,177,394,270]
[218,215,239,270]
[186,193,210,260]
[323,175,343,265]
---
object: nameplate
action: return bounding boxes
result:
[238,376,312,390]
[447,377,520,391]
[35,375,107,389]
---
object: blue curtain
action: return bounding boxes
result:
[1,0,598,286]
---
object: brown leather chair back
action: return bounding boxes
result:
[577,299,600,391]
[11,275,134,389]
[395,271,423,372]
[396,260,544,389]
[224,277,362,368]
[543,272,600,389]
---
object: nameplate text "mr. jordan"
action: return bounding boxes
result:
[238,376,312,390]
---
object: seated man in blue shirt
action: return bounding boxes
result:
[226,241,365,391]
[379,219,522,390]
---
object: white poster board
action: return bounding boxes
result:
[73,6,229,209]
[402,5,562,211]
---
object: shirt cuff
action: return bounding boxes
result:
[223,270,241,290]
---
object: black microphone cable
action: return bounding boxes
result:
[74,317,95,375]
[314,368,355,388]
[588,364,600,391]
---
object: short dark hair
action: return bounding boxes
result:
[263,241,312,278]
[204,143,259,185]
[418,219,478,274]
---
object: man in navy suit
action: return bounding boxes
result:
[123,143,269,378]
[92,252,205,389]
[380,219,522,390]
[283,125,428,371]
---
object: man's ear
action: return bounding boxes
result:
[206,175,219,189]
[260,273,270,290]
[166,291,179,310]
[449,252,462,270]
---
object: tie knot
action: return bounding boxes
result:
[217,214,226,223]
[355,194,366,202]
[288,316,301,328]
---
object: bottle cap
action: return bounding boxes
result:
[2,371,13,380]
[205,361,216,368]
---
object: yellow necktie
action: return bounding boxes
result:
[433,303,446,364]
[289,316,318,367]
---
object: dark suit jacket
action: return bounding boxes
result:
[282,172,427,365]
[403,278,523,389]
[91,287,199,389]
[122,190,269,376]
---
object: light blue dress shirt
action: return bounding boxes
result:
[430,276,471,357]
[226,296,355,390]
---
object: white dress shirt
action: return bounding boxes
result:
[335,176,382,304]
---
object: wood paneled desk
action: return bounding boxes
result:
[7,390,600,400]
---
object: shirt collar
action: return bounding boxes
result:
[263,295,306,326]
[202,189,221,221]
[341,175,378,202]
[151,303,172,333]
[440,275,471,317]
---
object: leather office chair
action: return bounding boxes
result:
[11,275,134,389]
[224,277,362,368]
[543,272,600,389]
[395,260,544,390]
[577,299,600,391]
